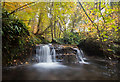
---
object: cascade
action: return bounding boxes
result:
[36,44,57,63]
[36,45,52,63]
[36,44,85,63]
[80,49,84,58]
[73,48,85,63]
[51,47,56,62]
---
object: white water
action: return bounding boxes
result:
[80,49,84,58]
[51,47,56,62]
[36,44,87,64]
[33,62,67,69]
[73,48,85,63]
[35,44,65,69]
[37,45,52,63]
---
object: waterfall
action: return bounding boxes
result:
[36,44,84,63]
[73,48,85,63]
[36,44,57,63]
[51,47,56,62]
[80,49,84,58]
[36,45,52,63]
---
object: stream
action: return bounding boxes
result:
[2,44,119,80]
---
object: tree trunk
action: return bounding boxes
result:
[35,13,42,34]
[3,2,5,8]
[51,23,53,40]
[71,20,75,32]
[50,2,54,40]
[58,21,62,38]
[71,12,77,32]
[54,20,57,38]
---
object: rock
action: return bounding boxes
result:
[62,55,78,63]
[54,45,79,63]
[56,47,76,55]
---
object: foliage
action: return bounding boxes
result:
[56,31,86,45]
[2,9,29,51]
[2,1,120,64]
[2,9,41,66]
[3,2,119,42]
[80,2,119,43]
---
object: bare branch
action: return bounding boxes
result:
[8,2,35,16]
[78,1,97,29]
[78,0,101,39]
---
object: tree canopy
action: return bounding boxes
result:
[2,1,120,66]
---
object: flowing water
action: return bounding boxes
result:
[36,44,85,63]
[36,45,52,62]
[73,48,85,63]
[51,47,56,62]
[80,49,84,58]
[2,44,119,80]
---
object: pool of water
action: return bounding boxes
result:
[2,57,119,80]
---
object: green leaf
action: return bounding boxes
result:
[103,31,107,34]
[104,39,107,41]
[105,36,108,38]
[107,49,113,51]
[115,29,118,32]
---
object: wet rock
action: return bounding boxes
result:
[62,55,78,63]
[56,47,76,55]
[54,45,80,63]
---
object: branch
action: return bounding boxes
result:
[78,0,101,38]
[2,18,34,21]
[99,1,106,24]
[8,2,35,16]
[35,13,42,35]
[100,6,105,11]
[58,21,63,32]
[78,0,97,29]
[35,25,52,35]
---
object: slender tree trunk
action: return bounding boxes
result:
[51,23,53,40]
[35,13,42,34]
[71,18,74,32]
[3,2,5,8]
[59,22,62,38]
[71,19,76,32]
[59,30,61,38]
[84,26,85,32]
[54,20,57,38]
[31,17,35,33]
[50,2,54,40]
